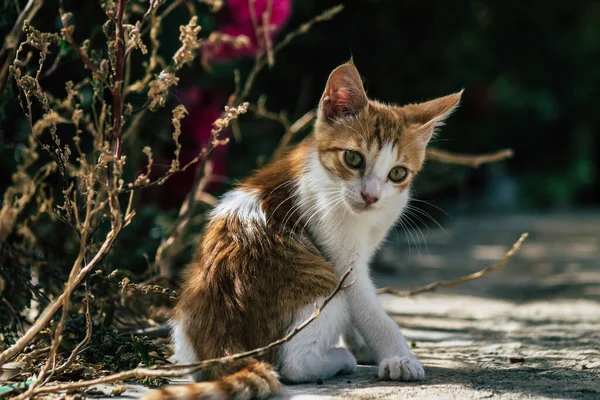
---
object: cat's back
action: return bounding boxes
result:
[172,137,339,372]
[174,136,335,317]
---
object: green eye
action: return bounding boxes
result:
[344,150,365,169]
[388,166,408,182]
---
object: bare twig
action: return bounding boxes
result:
[21,290,71,397]
[0,0,44,92]
[22,346,51,362]
[119,277,178,301]
[274,111,315,161]
[153,162,214,277]
[125,103,248,192]
[24,268,353,396]
[48,296,93,376]
[262,0,275,67]
[426,148,513,168]
[59,10,110,88]
[377,233,529,297]
[110,0,127,159]
[235,4,344,104]
[0,210,134,368]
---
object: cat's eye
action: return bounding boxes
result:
[388,166,408,182]
[344,150,365,169]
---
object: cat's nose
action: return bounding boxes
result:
[361,192,379,206]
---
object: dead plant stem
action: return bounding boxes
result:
[426,148,513,168]
[24,268,353,396]
[377,233,529,297]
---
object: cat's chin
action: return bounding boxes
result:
[347,202,378,214]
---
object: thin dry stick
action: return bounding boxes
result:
[119,277,178,300]
[16,296,92,399]
[109,0,127,161]
[25,268,354,396]
[0,206,134,367]
[271,110,315,161]
[47,296,92,376]
[426,148,513,168]
[0,0,44,92]
[59,10,110,88]
[21,293,71,398]
[237,4,344,103]
[377,233,529,297]
[262,0,275,67]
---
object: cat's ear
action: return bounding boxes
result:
[404,90,463,144]
[319,60,368,122]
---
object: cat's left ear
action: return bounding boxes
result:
[405,90,464,144]
[319,60,368,122]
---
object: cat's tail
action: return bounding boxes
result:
[141,361,281,400]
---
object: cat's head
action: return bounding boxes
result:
[313,60,462,213]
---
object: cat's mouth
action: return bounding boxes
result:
[347,200,378,213]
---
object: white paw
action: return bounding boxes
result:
[378,356,425,381]
[329,347,357,375]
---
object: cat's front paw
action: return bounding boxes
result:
[378,356,425,381]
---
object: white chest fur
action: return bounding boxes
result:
[298,152,408,273]
[284,151,424,383]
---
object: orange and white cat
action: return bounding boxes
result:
[145,60,462,399]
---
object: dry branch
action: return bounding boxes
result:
[59,11,110,87]
[377,232,529,297]
[48,296,93,377]
[271,110,315,160]
[0,193,135,367]
[119,277,179,301]
[426,148,513,168]
[235,4,344,104]
[0,0,44,92]
[248,101,315,161]
[23,268,354,396]
[110,0,127,159]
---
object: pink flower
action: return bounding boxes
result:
[227,0,291,26]
[157,88,228,209]
[206,0,291,61]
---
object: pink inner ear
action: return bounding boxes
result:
[332,88,352,106]
[324,88,352,109]
[321,64,367,120]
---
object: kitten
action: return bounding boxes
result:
[144,60,462,399]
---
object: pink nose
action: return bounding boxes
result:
[361,192,379,206]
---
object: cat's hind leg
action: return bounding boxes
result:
[278,295,356,383]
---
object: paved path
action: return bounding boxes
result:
[96,213,600,399]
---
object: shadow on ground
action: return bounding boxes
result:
[98,214,600,399]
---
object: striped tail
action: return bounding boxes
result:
[141,361,281,400]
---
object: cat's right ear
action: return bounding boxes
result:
[319,61,368,122]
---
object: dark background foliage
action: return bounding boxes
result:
[247,0,600,212]
[1,0,599,341]
[3,0,599,211]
